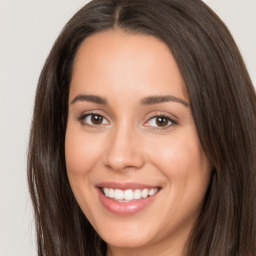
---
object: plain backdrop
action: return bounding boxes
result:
[0,1,255,256]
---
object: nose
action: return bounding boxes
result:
[103,124,145,172]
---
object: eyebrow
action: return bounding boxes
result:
[70,94,189,107]
[70,94,108,105]
[140,95,189,107]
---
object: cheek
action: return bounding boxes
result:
[145,129,211,235]
[65,126,103,176]
[149,130,208,172]
[146,128,211,202]
[64,125,103,217]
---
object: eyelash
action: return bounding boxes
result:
[78,112,178,129]
[144,114,178,130]
[78,112,110,127]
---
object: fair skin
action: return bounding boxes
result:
[65,30,211,256]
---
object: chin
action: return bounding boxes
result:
[100,229,154,249]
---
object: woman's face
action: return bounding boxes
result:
[65,30,211,255]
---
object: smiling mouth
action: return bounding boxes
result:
[100,187,160,202]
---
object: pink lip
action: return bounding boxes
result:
[95,182,160,216]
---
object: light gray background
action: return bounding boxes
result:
[0,1,255,256]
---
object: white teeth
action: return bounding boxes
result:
[142,188,148,198]
[134,189,142,199]
[102,187,159,202]
[109,188,115,198]
[115,189,124,200]
[124,189,133,201]
[103,188,109,197]
[149,188,156,196]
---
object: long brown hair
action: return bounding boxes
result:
[28,0,256,255]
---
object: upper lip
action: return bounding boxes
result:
[96,182,161,190]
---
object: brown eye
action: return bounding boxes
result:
[91,114,103,125]
[155,116,169,127]
[80,113,109,126]
[146,115,176,129]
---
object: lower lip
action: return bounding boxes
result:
[97,188,159,216]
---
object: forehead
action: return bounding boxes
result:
[70,29,188,101]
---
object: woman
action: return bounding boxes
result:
[27,0,256,255]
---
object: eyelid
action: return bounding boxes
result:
[78,110,111,126]
[143,111,178,129]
